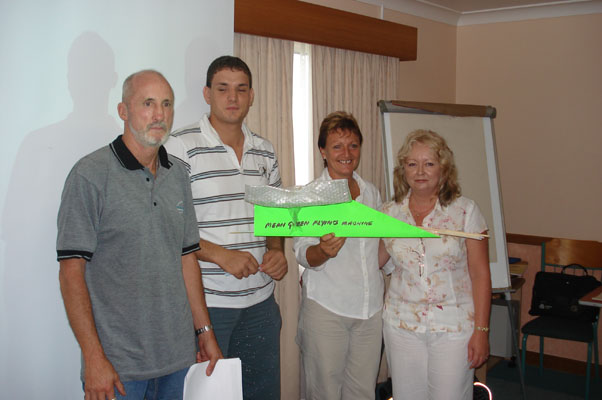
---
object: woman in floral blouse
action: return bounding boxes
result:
[379,129,491,400]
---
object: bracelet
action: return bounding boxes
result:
[194,324,213,336]
[475,326,489,332]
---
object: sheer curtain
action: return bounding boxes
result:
[311,45,400,198]
[234,33,300,399]
[311,45,400,384]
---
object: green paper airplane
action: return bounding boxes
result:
[254,200,438,238]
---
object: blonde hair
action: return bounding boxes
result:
[393,129,460,206]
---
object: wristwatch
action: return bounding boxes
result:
[194,324,213,336]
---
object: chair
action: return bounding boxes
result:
[521,238,602,400]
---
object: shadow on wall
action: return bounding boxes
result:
[174,35,219,129]
[0,31,119,399]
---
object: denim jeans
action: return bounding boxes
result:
[83,367,189,400]
[209,294,281,400]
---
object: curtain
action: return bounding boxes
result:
[311,45,399,200]
[311,45,399,384]
[234,33,300,399]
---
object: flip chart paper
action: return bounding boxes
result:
[254,201,438,238]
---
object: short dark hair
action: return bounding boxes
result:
[206,56,252,88]
[317,111,363,167]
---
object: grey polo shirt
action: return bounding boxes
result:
[57,135,200,381]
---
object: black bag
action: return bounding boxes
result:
[529,264,601,321]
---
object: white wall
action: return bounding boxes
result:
[0,1,233,397]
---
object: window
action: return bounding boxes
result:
[292,42,313,186]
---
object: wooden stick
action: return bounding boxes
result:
[423,228,488,240]
[232,229,488,240]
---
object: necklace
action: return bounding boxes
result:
[409,197,436,219]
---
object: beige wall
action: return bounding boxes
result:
[386,10,456,103]
[303,0,602,362]
[307,0,602,241]
[457,15,602,241]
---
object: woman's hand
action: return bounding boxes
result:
[305,233,347,268]
[467,330,489,369]
[317,233,346,259]
[466,232,491,369]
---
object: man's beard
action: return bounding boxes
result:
[129,121,170,147]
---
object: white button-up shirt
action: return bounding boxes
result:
[293,169,384,319]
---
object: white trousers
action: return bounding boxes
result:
[383,322,473,400]
[297,297,383,400]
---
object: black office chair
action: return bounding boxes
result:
[521,238,602,400]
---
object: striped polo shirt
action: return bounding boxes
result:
[165,114,282,308]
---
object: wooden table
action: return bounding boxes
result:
[579,286,602,307]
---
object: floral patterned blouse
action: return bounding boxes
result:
[382,194,487,334]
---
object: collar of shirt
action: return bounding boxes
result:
[199,113,261,155]
[319,168,367,202]
[110,135,171,171]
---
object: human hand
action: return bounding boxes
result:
[197,331,224,376]
[467,330,490,369]
[83,354,125,400]
[260,249,288,280]
[219,249,259,279]
[317,233,346,259]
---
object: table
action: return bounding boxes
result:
[579,286,602,307]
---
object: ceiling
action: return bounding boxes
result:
[355,0,602,25]
[403,0,585,13]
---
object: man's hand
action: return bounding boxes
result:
[83,354,126,400]
[260,248,288,280]
[197,331,223,376]
[219,249,260,279]
[59,258,125,400]
[196,240,259,280]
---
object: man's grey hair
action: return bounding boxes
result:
[121,69,171,103]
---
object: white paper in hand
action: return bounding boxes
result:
[183,358,243,400]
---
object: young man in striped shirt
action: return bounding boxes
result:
[165,56,288,400]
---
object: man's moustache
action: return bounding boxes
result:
[148,122,168,130]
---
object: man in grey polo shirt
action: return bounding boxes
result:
[57,70,221,400]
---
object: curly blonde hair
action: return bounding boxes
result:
[393,129,460,206]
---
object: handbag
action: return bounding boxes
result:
[529,264,601,321]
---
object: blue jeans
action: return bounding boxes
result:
[83,367,189,400]
[209,294,281,400]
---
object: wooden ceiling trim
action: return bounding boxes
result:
[234,0,417,61]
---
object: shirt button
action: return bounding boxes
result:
[153,202,157,206]
[146,178,150,182]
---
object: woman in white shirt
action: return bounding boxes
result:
[293,111,384,400]
[379,129,491,400]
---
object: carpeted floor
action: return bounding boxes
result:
[486,360,602,400]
